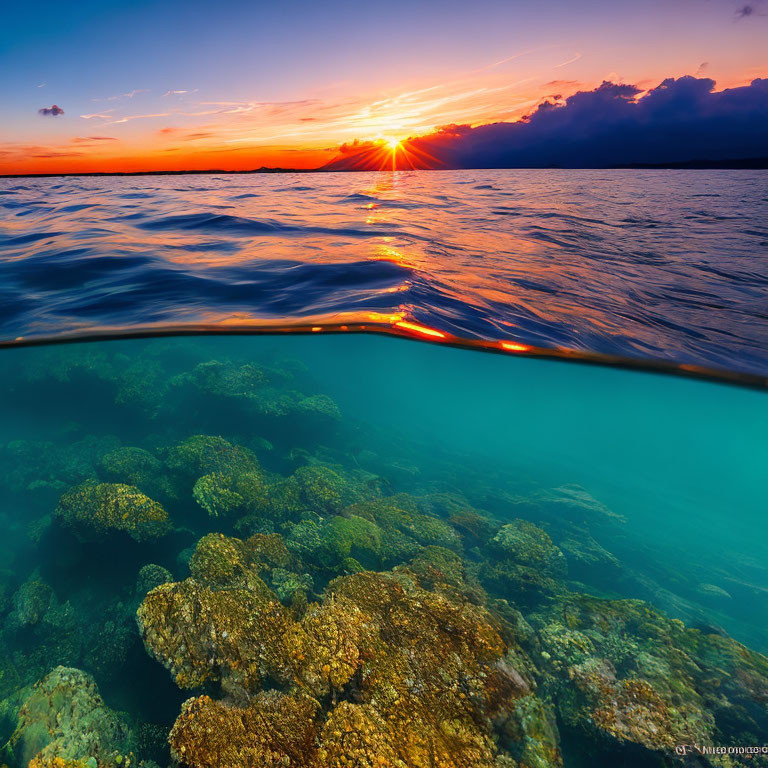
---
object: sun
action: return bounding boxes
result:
[384,137,401,151]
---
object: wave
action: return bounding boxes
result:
[0,169,766,380]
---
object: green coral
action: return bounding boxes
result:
[318,515,384,568]
[54,482,170,542]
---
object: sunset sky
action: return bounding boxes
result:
[1,0,767,174]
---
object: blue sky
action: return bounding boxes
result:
[2,0,766,171]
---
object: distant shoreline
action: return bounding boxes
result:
[1,157,767,179]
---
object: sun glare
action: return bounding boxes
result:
[385,138,401,151]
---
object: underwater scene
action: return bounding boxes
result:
[0,332,766,768]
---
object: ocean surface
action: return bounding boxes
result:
[1,169,767,377]
[0,171,767,768]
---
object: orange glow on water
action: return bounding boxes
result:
[500,341,532,352]
[394,320,446,338]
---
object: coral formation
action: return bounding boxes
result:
[2,666,136,768]
[98,448,176,504]
[532,593,768,757]
[168,693,319,768]
[54,482,170,542]
[1,341,767,768]
[137,534,533,768]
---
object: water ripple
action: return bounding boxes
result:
[0,169,766,376]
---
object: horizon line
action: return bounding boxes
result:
[2,157,768,179]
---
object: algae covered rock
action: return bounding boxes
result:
[169,692,319,768]
[317,701,404,768]
[491,519,566,573]
[480,520,566,604]
[55,482,170,542]
[2,666,136,768]
[10,575,53,628]
[522,484,626,528]
[292,597,368,697]
[135,564,174,597]
[169,359,342,429]
[98,447,176,503]
[556,527,621,583]
[296,394,342,422]
[270,568,313,603]
[166,435,266,518]
[137,576,295,694]
[243,465,373,527]
[534,593,768,758]
[137,533,533,768]
[344,496,458,561]
[164,434,258,478]
[317,515,384,568]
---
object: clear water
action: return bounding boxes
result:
[1,168,767,766]
[1,170,768,376]
[0,334,766,768]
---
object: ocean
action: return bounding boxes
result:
[1,169,767,376]
[0,170,766,768]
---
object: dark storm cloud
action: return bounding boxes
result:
[397,76,768,169]
[38,104,64,116]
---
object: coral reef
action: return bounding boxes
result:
[137,533,534,768]
[532,593,768,758]
[1,341,767,768]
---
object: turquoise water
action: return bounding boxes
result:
[0,334,766,767]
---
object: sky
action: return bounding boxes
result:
[1,0,767,174]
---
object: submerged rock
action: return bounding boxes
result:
[137,533,534,767]
[135,564,174,598]
[480,519,566,605]
[534,593,768,758]
[98,447,176,504]
[169,692,319,768]
[10,574,53,628]
[165,435,266,518]
[55,482,170,542]
[2,666,137,768]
